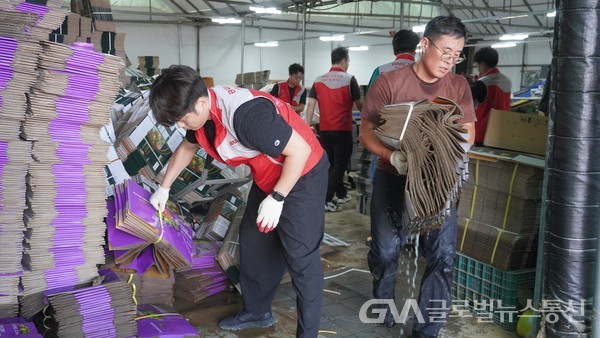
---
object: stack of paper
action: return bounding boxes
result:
[174,242,231,302]
[109,179,194,272]
[99,266,175,307]
[136,304,199,338]
[11,0,66,41]
[375,97,469,233]
[0,10,42,319]
[456,157,544,270]
[0,317,43,337]
[20,41,124,317]
[46,281,136,337]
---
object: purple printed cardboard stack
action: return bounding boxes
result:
[174,242,231,303]
[136,304,198,338]
[10,0,66,41]
[19,40,124,317]
[98,264,175,307]
[109,179,194,273]
[0,9,40,319]
[0,317,43,337]
[46,281,136,337]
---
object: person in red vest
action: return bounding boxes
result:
[305,47,362,212]
[147,65,327,338]
[470,47,512,145]
[270,63,306,114]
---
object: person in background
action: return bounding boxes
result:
[359,16,476,337]
[470,47,511,145]
[270,63,307,114]
[367,29,421,89]
[148,65,327,338]
[306,47,362,212]
[366,29,421,181]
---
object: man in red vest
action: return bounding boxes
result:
[148,65,327,338]
[270,63,306,114]
[471,47,512,145]
[306,47,362,212]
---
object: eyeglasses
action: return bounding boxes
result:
[428,39,465,64]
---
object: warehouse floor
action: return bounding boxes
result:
[175,191,520,338]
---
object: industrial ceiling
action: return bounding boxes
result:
[100,0,556,44]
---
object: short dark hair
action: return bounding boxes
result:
[424,16,467,42]
[331,47,349,65]
[474,47,499,68]
[149,65,208,126]
[393,30,420,55]
[288,63,304,75]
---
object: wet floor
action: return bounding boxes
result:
[175,191,520,338]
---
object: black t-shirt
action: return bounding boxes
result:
[185,98,292,158]
[471,80,487,104]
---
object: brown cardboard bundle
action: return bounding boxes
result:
[458,183,541,234]
[375,97,469,233]
[457,218,537,271]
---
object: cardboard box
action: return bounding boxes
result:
[483,109,548,156]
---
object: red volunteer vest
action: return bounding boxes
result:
[313,67,355,131]
[377,53,415,73]
[277,80,305,107]
[194,86,323,193]
[475,68,512,143]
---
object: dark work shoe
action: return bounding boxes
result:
[218,310,275,330]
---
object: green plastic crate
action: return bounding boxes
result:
[452,252,536,330]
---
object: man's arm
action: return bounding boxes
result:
[292,103,305,113]
[269,83,279,97]
[461,121,476,146]
[272,130,311,196]
[471,80,487,104]
[159,139,199,188]
[359,119,394,161]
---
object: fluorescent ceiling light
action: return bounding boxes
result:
[499,33,529,41]
[547,11,556,17]
[412,25,426,33]
[501,14,528,20]
[254,41,279,47]
[249,6,281,14]
[212,18,241,24]
[348,46,368,51]
[491,42,517,49]
[319,35,345,41]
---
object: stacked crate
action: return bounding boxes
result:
[453,150,544,330]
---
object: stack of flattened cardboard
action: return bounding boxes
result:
[375,98,469,233]
[19,40,124,318]
[46,281,136,338]
[0,10,39,317]
[174,242,231,303]
[457,152,544,270]
[235,70,270,90]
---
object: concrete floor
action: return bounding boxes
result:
[175,191,520,338]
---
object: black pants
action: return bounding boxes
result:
[318,130,353,202]
[239,155,328,338]
[368,169,457,337]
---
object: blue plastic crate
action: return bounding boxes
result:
[452,252,536,330]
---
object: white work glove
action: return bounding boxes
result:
[256,195,284,233]
[390,150,408,175]
[149,185,170,212]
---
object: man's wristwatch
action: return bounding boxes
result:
[271,191,285,202]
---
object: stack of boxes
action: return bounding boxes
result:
[235,70,271,90]
[453,149,544,330]
[137,56,161,77]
